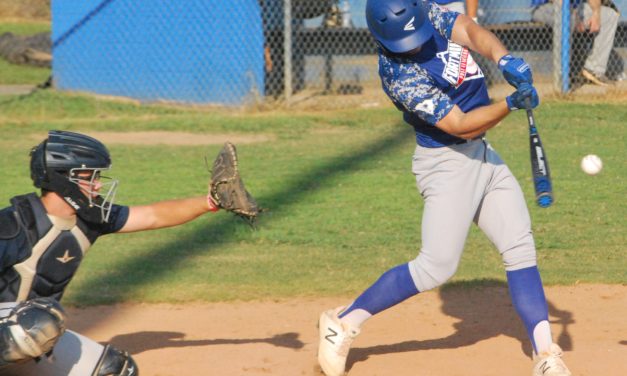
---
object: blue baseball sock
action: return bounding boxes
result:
[507,266,549,353]
[339,263,419,319]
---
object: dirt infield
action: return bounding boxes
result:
[66,284,626,376]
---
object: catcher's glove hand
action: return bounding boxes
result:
[207,142,259,225]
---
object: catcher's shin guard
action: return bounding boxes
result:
[0,298,66,366]
[93,345,138,376]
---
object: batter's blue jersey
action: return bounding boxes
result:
[378,2,491,147]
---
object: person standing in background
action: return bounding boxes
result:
[259,0,312,98]
[531,0,620,86]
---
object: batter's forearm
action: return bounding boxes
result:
[466,0,478,19]
[451,15,509,63]
[437,101,510,139]
[458,101,510,139]
[467,25,508,63]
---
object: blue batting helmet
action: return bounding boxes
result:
[366,0,434,54]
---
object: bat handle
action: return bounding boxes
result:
[524,98,533,112]
[525,98,536,130]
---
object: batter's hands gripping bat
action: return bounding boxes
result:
[525,102,553,208]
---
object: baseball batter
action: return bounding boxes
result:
[317,1,572,376]
[0,131,253,375]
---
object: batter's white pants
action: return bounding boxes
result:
[408,138,537,292]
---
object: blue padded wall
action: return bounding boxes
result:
[52,0,265,105]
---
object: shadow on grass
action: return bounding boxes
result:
[106,331,304,355]
[347,279,575,371]
[70,126,412,303]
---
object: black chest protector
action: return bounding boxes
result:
[0,194,100,302]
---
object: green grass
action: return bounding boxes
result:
[0,91,625,306]
[0,21,51,84]
[0,21,50,35]
[0,59,50,84]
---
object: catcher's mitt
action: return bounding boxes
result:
[208,142,259,225]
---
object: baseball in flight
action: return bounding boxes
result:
[580,154,603,175]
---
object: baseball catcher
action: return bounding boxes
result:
[207,142,260,225]
[0,131,259,375]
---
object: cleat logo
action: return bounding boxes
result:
[539,360,551,374]
[325,328,338,344]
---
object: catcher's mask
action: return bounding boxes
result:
[30,130,118,223]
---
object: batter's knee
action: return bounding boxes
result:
[408,254,459,292]
[94,345,138,376]
[501,232,537,271]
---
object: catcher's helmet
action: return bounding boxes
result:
[30,130,118,223]
[366,0,434,54]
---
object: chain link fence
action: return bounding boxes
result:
[477,0,626,91]
[49,0,626,106]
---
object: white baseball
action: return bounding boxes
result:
[581,154,603,175]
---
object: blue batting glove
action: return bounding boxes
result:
[499,54,533,88]
[506,83,539,110]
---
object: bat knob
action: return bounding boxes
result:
[537,194,553,208]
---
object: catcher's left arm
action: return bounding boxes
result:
[207,142,260,225]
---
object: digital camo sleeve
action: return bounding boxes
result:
[380,56,454,126]
[425,0,459,39]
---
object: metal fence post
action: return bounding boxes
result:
[283,0,293,103]
[552,2,561,93]
[561,0,571,93]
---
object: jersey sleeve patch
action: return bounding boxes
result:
[426,1,459,39]
[381,57,454,126]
